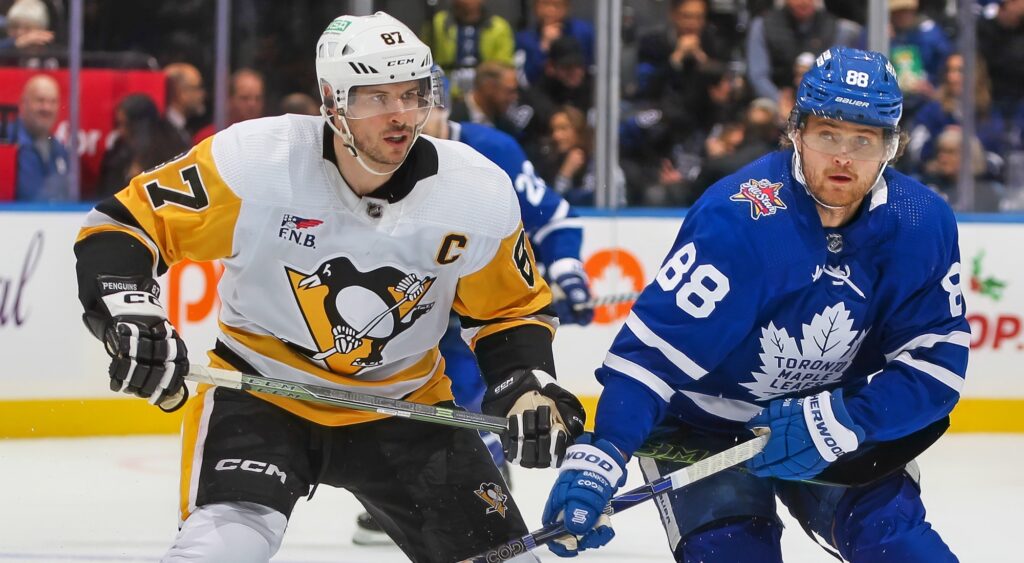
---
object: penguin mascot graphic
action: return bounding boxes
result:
[287,256,436,372]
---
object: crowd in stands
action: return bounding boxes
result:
[2,0,1023,212]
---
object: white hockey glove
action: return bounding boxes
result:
[84,275,189,412]
[481,369,586,468]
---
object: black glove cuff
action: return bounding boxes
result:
[481,368,542,417]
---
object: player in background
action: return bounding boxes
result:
[352,76,594,545]
[74,12,584,563]
[542,46,967,562]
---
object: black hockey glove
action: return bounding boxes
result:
[481,368,586,468]
[83,275,189,412]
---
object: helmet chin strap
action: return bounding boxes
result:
[321,106,431,177]
[790,132,889,210]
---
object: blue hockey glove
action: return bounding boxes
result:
[549,258,594,326]
[746,389,865,481]
[542,434,627,557]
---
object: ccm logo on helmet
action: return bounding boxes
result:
[387,58,415,66]
[566,451,614,472]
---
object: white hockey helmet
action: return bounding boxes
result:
[315,12,445,175]
[316,12,443,121]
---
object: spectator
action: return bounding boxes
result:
[529,36,593,114]
[633,0,726,103]
[620,61,749,206]
[96,94,188,199]
[513,36,594,161]
[228,68,265,123]
[163,62,206,146]
[920,126,1005,212]
[978,0,1024,111]
[516,0,595,85]
[425,0,515,98]
[279,92,320,116]
[691,97,782,199]
[539,105,624,206]
[907,54,1013,172]
[6,74,71,201]
[778,51,817,121]
[0,0,53,53]
[193,68,265,142]
[448,60,521,131]
[888,0,952,96]
[746,0,861,103]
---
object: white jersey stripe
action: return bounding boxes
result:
[681,391,762,422]
[603,352,676,402]
[625,312,708,380]
[885,331,971,363]
[184,388,217,525]
[893,353,965,393]
[532,216,583,244]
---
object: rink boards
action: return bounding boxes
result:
[2,207,1023,437]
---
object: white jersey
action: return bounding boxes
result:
[77,114,554,426]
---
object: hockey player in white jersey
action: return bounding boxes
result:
[74,12,584,563]
[543,47,967,562]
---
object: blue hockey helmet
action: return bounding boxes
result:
[793,46,902,131]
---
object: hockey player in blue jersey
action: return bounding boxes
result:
[425,114,593,412]
[353,83,594,545]
[543,46,967,562]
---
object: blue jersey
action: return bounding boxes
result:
[595,150,970,455]
[450,121,582,268]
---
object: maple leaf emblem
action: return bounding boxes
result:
[730,178,787,219]
[741,302,868,401]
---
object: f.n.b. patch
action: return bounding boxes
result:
[279,214,324,248]
[730,179,787,220]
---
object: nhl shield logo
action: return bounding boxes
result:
[730,179,787,219]
[474,482,509,518]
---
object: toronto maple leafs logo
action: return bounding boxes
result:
[730,179,787,219]
[741,302,868,401]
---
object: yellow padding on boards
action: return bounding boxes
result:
[1,398,183,438]
[1,396,1022,438]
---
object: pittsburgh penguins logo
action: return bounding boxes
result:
[287,257,435,373]
[474,482,509,518]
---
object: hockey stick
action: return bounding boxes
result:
[462,434,769,563]
[164,364,510,433]
[571,291,641,311]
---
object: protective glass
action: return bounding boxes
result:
[798,126,898,161]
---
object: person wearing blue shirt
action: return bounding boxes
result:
[515,0,595,85]
[888,0,953,91]
[543,47,965,563]
[7,75,73,202]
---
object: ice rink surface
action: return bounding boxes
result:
[1,433,1019,562]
